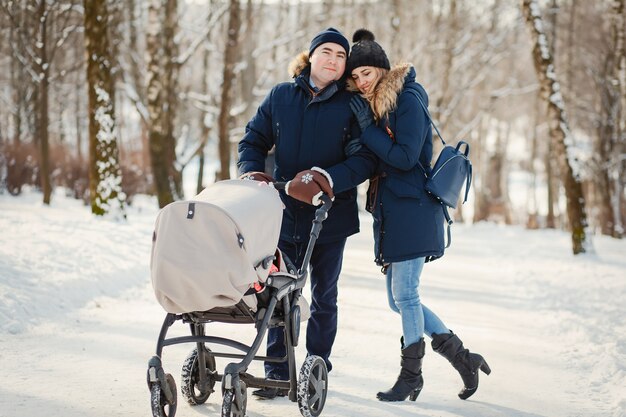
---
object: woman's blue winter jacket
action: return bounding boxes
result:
[360,65,445,264]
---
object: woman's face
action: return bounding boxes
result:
[351,66,381,94]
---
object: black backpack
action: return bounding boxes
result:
[410,90,473,248]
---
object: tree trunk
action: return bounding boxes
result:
[595,52,617,236]
[146,0,174,207]
[84,0,126,218]
[197,37,212,194]
[391,0,402,61]
[545,136,558,228]
[615,0,626,237]
[526,117,539,229]
[472,114,490,223]
[127,0,150,175]
[522,0,592,254]
[434,0,457,131]
[544,0,560,229]
[240,0,257,122]
[479,121,512,224]
[36,0,52,205]
[610,0,625,238]
[565,0,576,96]
[75,68,83,164]
[9,21,21,147]
[163,0,182,198]
[217,0,241,180]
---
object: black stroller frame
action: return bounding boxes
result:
[147,187,333,417]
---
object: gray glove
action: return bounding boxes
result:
[350,95,374,132]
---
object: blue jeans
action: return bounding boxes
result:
[386,258,449,346]
[264,238,346,380]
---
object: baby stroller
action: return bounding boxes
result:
[147,179,332,417]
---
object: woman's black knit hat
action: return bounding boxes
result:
[346,29,390,74]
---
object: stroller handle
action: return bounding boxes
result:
[273,181,288,190]
[272,180,333,285]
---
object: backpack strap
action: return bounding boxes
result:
[465,163,472,203]
[405,88,446,147]
[443,206,452,249]
[404,88,444,178]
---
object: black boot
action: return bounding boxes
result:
[377,338,425,402]
[431,332,491,400]
[251,387,288,399]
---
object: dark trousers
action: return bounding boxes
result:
[264,238,347,380]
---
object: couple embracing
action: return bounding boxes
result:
[237,27,490,403]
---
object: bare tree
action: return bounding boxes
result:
[163,0,183,198]
[146,0,173,207]
[0,0,620,237]
[0,0,81,204]
[615,0,626,235]
[84,0,126,218]
[217,0,241,180]
[609,0,625,237]
[522,0,592,254]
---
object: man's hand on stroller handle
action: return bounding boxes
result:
[284,167,334,206]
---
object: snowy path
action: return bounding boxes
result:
[1,191,624,417]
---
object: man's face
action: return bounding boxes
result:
[309,42,347,89]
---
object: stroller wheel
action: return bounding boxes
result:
[297,355,328,417]
[221,381,247,417]
[150,373,178,417]
[181,347,217,405]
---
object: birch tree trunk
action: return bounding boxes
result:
[84,0,126,218]
[217,0,240,180]
[522,0,592,254]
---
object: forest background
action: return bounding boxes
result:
[0,0,624,251]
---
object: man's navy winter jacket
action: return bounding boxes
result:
[237,52,377,244]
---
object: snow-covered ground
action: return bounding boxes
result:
[1,188,625,417]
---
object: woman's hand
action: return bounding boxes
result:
[350,95,374,132]
[344,137,362,156]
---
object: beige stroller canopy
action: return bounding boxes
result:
[151,180,283,314]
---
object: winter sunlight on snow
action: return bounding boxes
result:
[1,188,624,417]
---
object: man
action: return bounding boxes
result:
[238,27,376,399]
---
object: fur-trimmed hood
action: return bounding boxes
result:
[347,63,416,119]
[288,50,310,78]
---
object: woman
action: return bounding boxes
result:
[346,29,491,402]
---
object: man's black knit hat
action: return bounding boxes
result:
[346,29,390,74]
[309,27,350,56]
